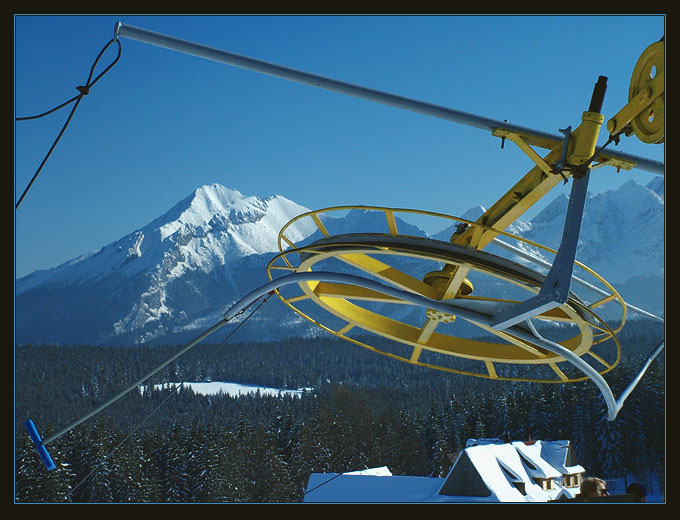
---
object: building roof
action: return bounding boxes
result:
[304,439,585,503]
[511,441,564,480]
[305,473,449,503]
[537,439,585,474]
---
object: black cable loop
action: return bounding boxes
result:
[16,37,121,122]
[15,37,122,209]
[81,37,122,92]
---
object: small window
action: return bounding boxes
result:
[499,463,526,496]
[534,477,553,491]
[563,473,581,488]
[513,481,526,495]
[519,453,537,471]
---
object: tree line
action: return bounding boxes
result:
[15,318,664,502]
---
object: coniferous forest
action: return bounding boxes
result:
[15,318,664,503]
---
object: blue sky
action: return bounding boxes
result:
[14,14,665,278]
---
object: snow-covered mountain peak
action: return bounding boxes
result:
[159,184,266,241]
[190,184,253,217]
[154,184,317,267]
[16,184,313,293]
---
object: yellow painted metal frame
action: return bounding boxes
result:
[266,41,663,386]
[267,206,624,383]
[458,110,605,253]
[432,100,607,306]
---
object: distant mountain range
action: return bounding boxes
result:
[15,179,664,346]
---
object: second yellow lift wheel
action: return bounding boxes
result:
[629,39,665,144]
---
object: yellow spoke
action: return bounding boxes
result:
[471,321,549,358]
[587,350,613,369]
[270,263,296,270]
[534,307,582,323]
[589,293,617,308]
[549,363,570,382]
[336,322,355,335]
[280,233,296,250]
[284,294,310,304]
[440,265,471,299]
[417,318,439,344]
[385,210,399,235]
[336,252,439,299]
[312,213,330,237]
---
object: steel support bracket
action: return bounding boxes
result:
[490,169,591,330]
[589,156,634,173]
[606,68,664,138]
[492,129,557,177]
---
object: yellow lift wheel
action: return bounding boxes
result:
[267,207,625,384]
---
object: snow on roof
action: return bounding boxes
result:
[555,485,580,500]
[304,439,586,503]
[305,473,449,503]
[345,467,392,476]
[538,440,585,474]
[511,441,562,479]
[453,443,553,502]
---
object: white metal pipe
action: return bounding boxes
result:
[615,339,665,411]
[114,22,664,176]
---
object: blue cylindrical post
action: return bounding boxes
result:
[25,419,56,471]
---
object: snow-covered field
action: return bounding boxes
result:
[139,381,311,398]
